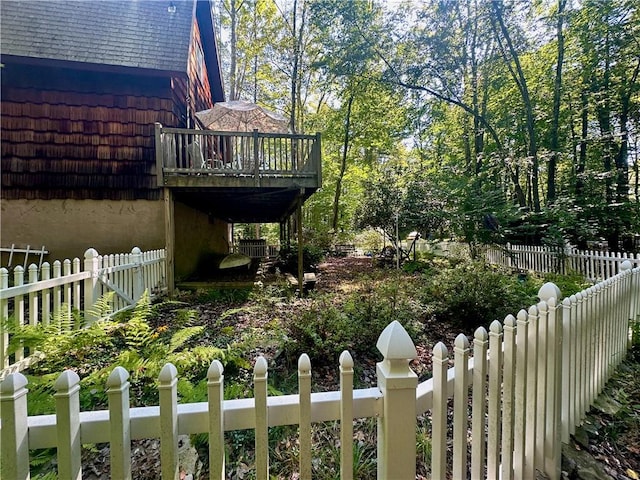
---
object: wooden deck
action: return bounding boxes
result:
[154,125,321,222]
[155,125,321,189]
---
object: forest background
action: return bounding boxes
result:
[212,0,640,253]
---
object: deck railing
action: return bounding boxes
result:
[0,247,166,376]
[155,124,322,187]
[235,240,279,259]
[2,263,638,479]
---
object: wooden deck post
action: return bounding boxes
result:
[297,197,303,298]
[376,321,418,480]
[163,188,175,295]
[155,123,164,187]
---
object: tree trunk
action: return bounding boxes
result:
[331,92,354,233]
[228,0,239,100]
[547,0,566,203]
[492,0,540,211]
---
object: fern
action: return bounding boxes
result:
[85,291,115,321]
[168,325,205,353]
[123,291,154,349]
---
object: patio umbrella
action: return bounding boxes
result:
[196,100,289,133]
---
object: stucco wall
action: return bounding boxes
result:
[1,198,229,279]
[1,198,165,262]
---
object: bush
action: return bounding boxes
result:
[421,262,537,331]
[278,243,325,274]
[282,277,422,367]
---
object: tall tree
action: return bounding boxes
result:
[547,0,567,203]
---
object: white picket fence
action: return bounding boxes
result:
[2,261,638,479]
[0,247,166,376]
[485,243,640,281]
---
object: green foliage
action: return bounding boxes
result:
[19,291,251,413]
[421,262,537,331]
[278,243,325,274]
[282,276,421,366]
[194,287,252,304]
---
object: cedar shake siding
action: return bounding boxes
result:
[1,63,179,201]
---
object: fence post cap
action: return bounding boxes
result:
[377,320,417,361]
[158,363,178,383]
[0,372,28,394]
[621,260,632,271]
[339,350,353,369]
[474,326,488,341]
[254,356,268,376]
[106,366,130,388]
[298,353,311,373]
[538,282,561,302]
[207,360,224,380]
[54,369,80,391]
[131,247,142,255]
[84,248,99,259]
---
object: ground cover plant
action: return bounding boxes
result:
[10,255,638,479]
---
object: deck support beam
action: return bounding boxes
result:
[297,194,304,298]
[164,187,175,295]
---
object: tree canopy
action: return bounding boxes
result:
[215,0,640,251]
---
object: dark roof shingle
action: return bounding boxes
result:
[1,0,194,73]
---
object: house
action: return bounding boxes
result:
[1,0,321,287]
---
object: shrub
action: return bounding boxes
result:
[282,277,421,367]
[421,262,537,331]
[278,243,325,274]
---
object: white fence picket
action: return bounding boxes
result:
[298,354,312,479]
[487,321,503,479]
[54,369,82,480]
[254,356,269,480]
[501,315,517,480]
[339,351,354,480]
[1,268,8,369]
[431,342,449,480]
[107,366,132,480]
[208,360,225,479]
[471,327,488,480]
[453,334,470,479]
